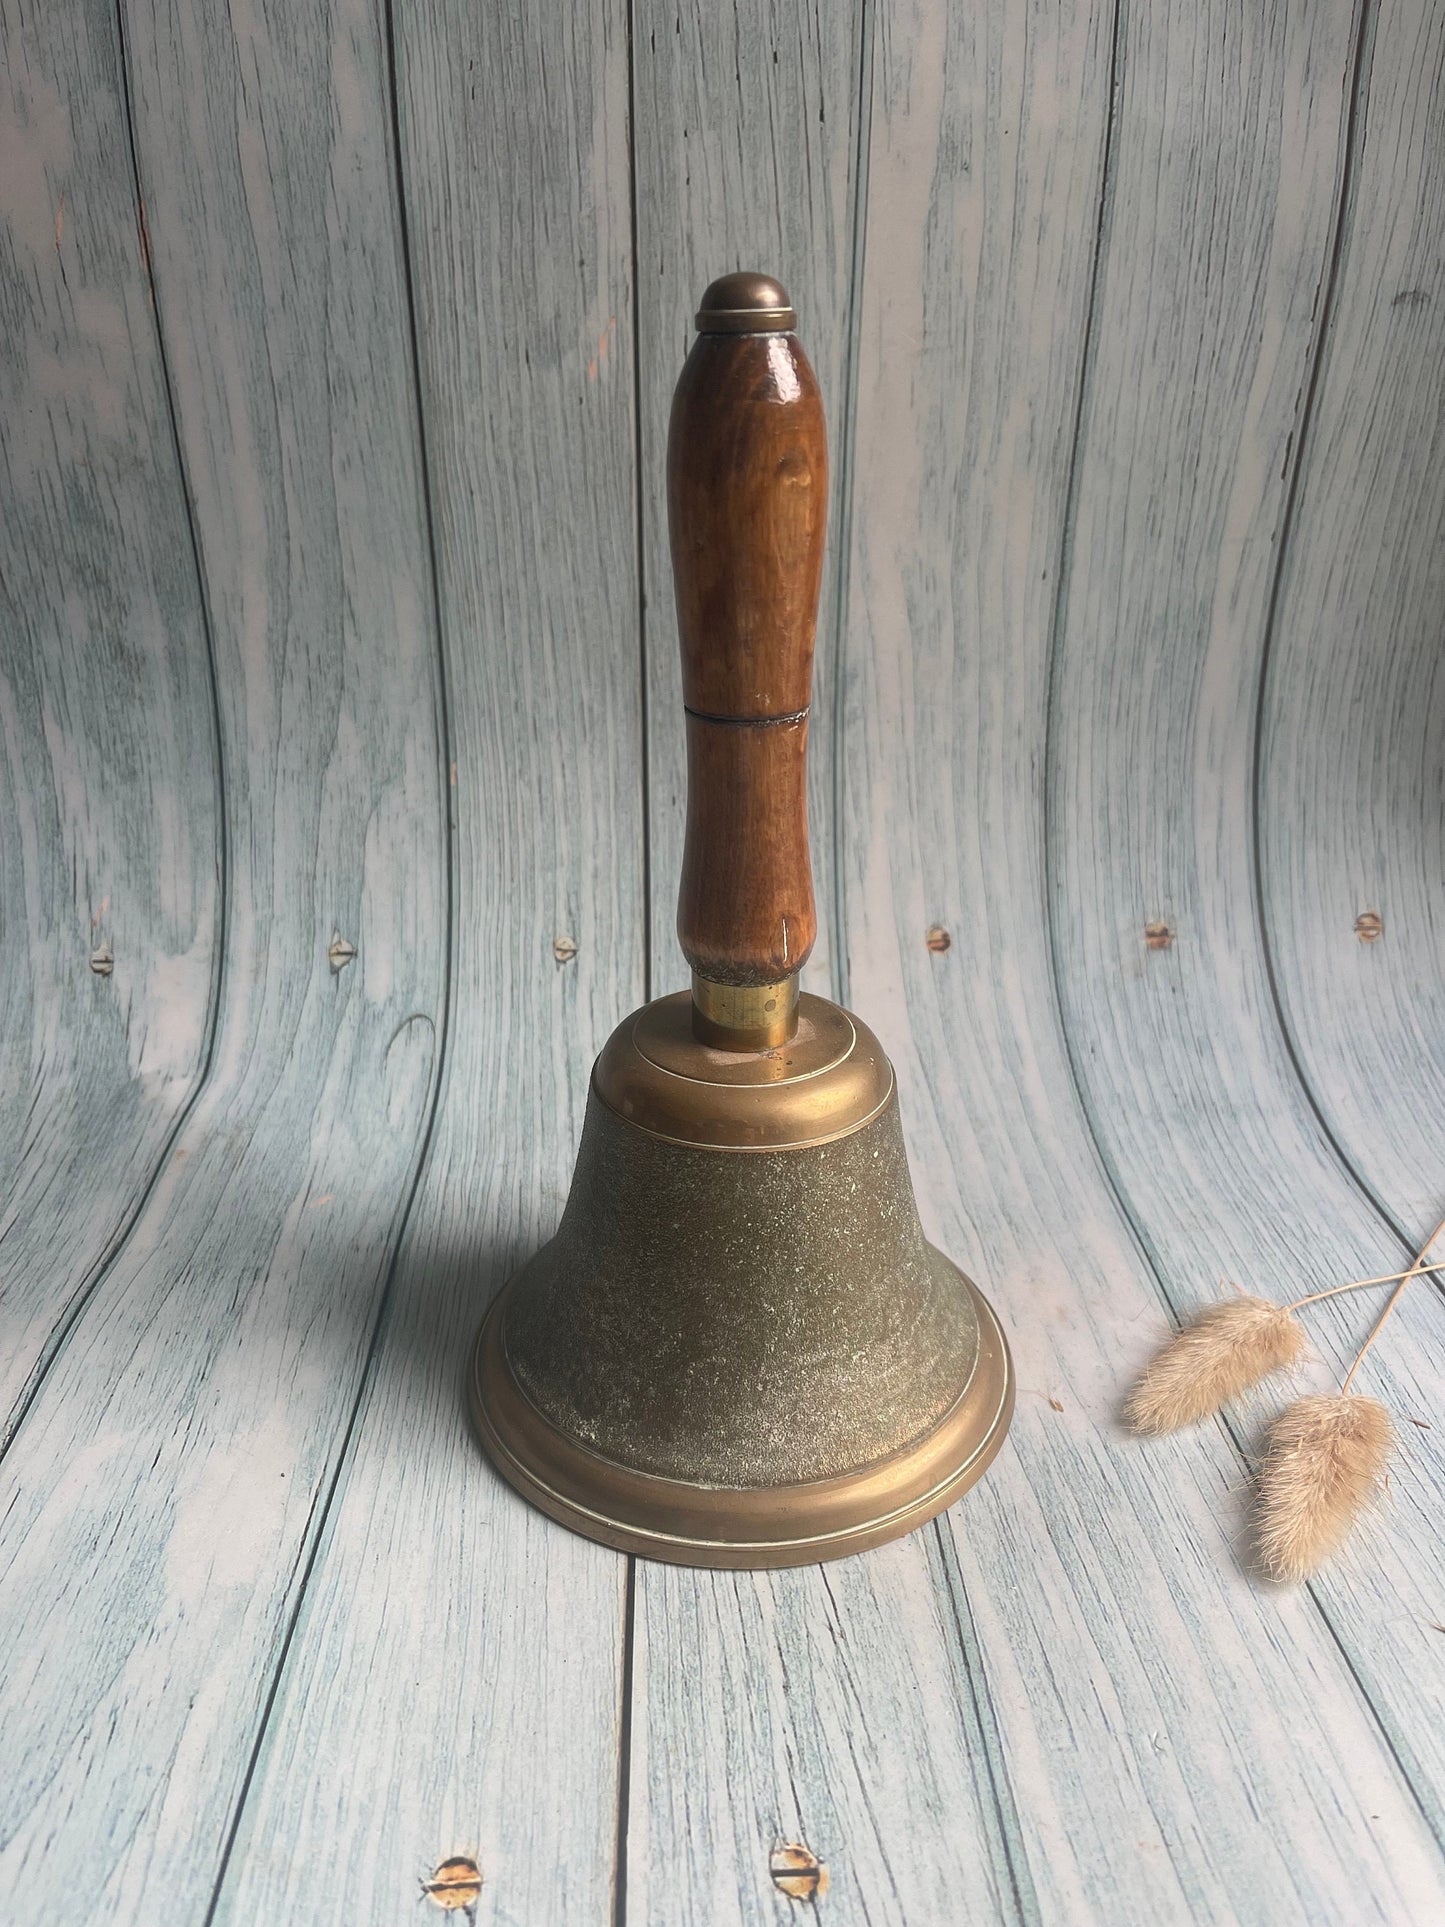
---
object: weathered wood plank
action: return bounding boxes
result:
[1048,0,1445,1847]
[634,0,858,996]
[0,0,446,1915]
[1259,0,1445,1238]
[4,2,1443,1922]
[632,1535,1028,1925]
[627,8,1027,1922]
[210,3,642,1920]
[0,0,218,1430]
[844,0,1445,1918]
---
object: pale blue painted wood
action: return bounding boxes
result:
[1259,0,1445,1242]
[839,0,1445,1919]
[0,0,218,1434]
[210,1,644,1920]
[0,0,447,1916]
[1047,0,1445,1850]
[632,1536,1029,1926]
[1,0,1443,1920]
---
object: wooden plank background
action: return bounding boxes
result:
[1,0,1441,1922]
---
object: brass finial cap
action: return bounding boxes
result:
[696,270,797,334]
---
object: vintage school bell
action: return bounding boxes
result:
[470,273,1013,1567]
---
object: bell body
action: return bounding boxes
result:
[471,992,1013,1567]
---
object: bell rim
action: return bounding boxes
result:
[469,1257,1014,1569]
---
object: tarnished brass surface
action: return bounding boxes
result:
[471,1244,1013,1568]
[695,270,797,334]
[595,989,892,1150]
[500,1086,970,1484]
[691,970,799,1050]
[471,1007,1015,1563]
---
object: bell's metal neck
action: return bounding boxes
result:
[690,972,800,1051]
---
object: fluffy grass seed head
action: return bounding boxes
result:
[1254,1393,1394,1584]
[1125,1295,1306,1435]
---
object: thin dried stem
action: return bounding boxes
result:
[1287,1259,1445,1309]
[1341,1211,1445,1395]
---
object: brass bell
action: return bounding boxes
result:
[471,272,1013,1567]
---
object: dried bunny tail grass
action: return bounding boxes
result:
[1125,1296,1306,1435]
[1254,1394,1394,1584]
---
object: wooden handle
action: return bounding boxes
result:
[668,273,828,993]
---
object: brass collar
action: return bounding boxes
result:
[690,971,798,1050]
[593,990,894,1151]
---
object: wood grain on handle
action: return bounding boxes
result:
[668,276,828,988]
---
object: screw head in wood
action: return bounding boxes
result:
[421,1856,481,1911]
[770,1842,829,1899]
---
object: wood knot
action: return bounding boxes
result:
[770,1841,828,1900]
[89,943,114,976]
[925,924,951,954]
[422,1856,482,1913]
[1144,921,1173,951]
[1354,910,1383,943]
[552,934,579,963]
[328,934,357,971]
